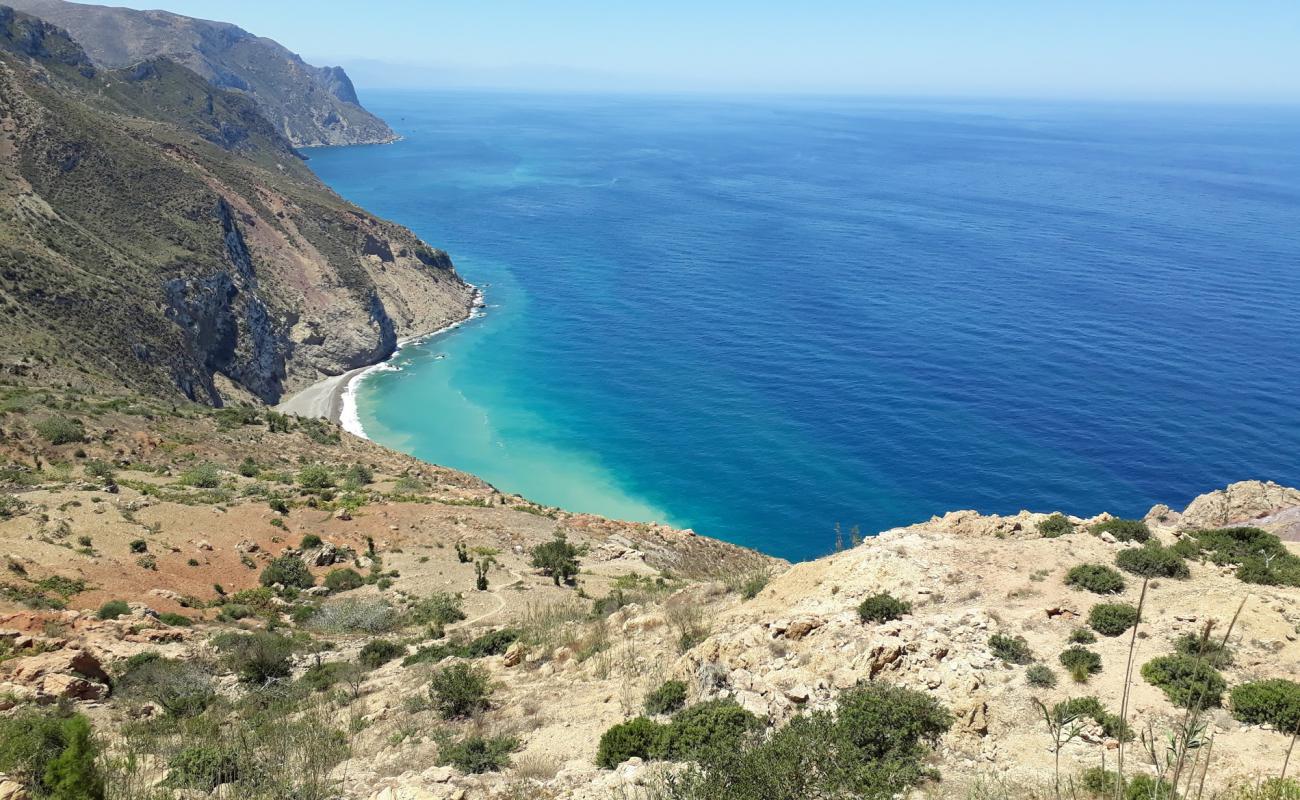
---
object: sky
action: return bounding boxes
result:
[107,1,1300,101]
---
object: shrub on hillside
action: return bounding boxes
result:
[178,462,222,488]
[1092,518,1150,542]
[301,661,364,694]
[1182,527,1300,587]
[531,534,580,585]
[324,567,365,593]
[1038,513,1074,537]
[1065,563,1125,594]
[1052,696,1132,741]
[1026,664,1057,688]
[167,745,239,791]
[1115,542,1189,578]
[0,710,104,799]
[988,633,1033,664]
[1174,632,1233,668]
[1069,628,1097,644]
[297,464,334,490]
[359,639,405,669]
[215,631,294,685]
[310,599,398,633]
[429,662,492,719]
[646,679,689,715]
[660,700,763,762]
[259,554,315,589]
[300,533,323,550]
[1229,679,1300,732]
[406,592,466,627]
[97,599,130,620]
[463,628,518,657]
[1141,654,1226,709]
[1088,602,1140,637]
[1059,647,1102,682]
[857,592,912,623]
[438,734,519,774]
[35,416,86,445]
[597,717,668,768]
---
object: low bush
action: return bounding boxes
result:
[1088,602,1140,637]
[0,710,104,799]
[1026,664,1057,688]
[259,555,315,589]
[1069,628,1098,644]
[1052,696,1132,741]
[1059,647,1102,682]
[438,734,519,774]
[1038,513,1074,537]
[35,416,86,445]
[178,462,222,488]
[1229,679,1300,732]
[1080,768,1175,800]
[406,592,466,627]
[988,633,1033,664]
[157,612,192,627]
[1182,527,1300,587]
[167,745,239,791]
[463,628,518,657]
[301,661,363,694]
[97,599,130,620]
[661,700,764,762]
[215,631,294,685]
[310,599,399,633]
[128,539,148,553]
[646,679,689,715]
[300,534,323,549]
[1115,542,1189,578]
[1173,632,1233,668]
[1092,518,1150,543]
[324,567,365,593]
[531,534,580,586]
[429,662,492,719]
[1065,563,1125,594]
[359,639,405,669]
[1141,654,1226,709]
[857,592,912,623]
[597,717,667,768]
[297,464,334,490]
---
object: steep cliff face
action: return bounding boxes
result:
[5,0,397,147]
[0,8,473,404]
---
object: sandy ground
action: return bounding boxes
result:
[275,367,366,423]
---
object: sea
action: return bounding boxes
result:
[306,92,1300,562]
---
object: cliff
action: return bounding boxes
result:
[4,0,398,147]
[0,7,473,405]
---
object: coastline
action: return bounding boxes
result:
[276,286,485,433]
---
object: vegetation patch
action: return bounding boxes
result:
[1059,646,1102,682]
[988,633,1033,664]
[857,592,912,623]
[1091,518,1150,542]
[1141,654,1227,709]
[1038,513,1075,537]
[1088,602,1140,637]
[1180,527,1300,587]
[646,679,689,715]
[429,662,492,719]
[1115,542,1189,578]
[438,734,519,774]
[1229,679,1300,732]
[1065,563,1125,594]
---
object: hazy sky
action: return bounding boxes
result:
[108,1,1300,101]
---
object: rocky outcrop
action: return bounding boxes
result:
[1176,480,1300,539]
[6,0,397,147]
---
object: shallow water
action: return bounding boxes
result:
[308,93,1300,561]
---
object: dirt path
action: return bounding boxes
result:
[460,565,526,628]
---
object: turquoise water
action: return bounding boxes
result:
[308,94,1300,561]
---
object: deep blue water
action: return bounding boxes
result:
[308,93,1300,561]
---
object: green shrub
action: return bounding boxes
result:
[406,592,466,626]
[359,639,405,669]
[1115,542,1189,578]
[97,599,130,620]
[35,416,85,445]
[301,661,363,694]
[83,459,115,483]
[1229,679,1300,731]
[300,533,323,549]
[1059,647,1102,682]
[1051,697,1131,740]
[128,539,148,553]
[857,592,912,623]
[1173,632,1233,668]
[269,497,290,515]
[1026,664,1057,688]
[1038,513,1074,537]
[157,612,192,627]
[1068,628,1097,644]
[310,598,398,633]
[237,457,260,477]
[324,567,365,592]
[167,745,239,790]
[0,711,104,800]
[661,700,764,762]
[438,734,518,774]
[646,679,689,715]
[1141,654,1226,709]
[1088,602,1140,637]
[463,628,518,657]
[531,534,580,585]
[297,464,334,490]
[988,633,1033,664]
[1080,768,1175,800]
[1182,527,1300,587]
[178,462,222,488]
[1092,518,1150,542]
[597,717,667,768]
[341,463,374,489]
[1065,563,1125,594]
[215,631,294,685]
[429,662,492,719]
[260,555,315,588]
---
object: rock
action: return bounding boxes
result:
[195,540,213,551]
[235,539,260,555]
[502,643,524,667]
[3,649,110,702]
[782,684,811,703]
[334,508,352,521]
[784,617,824,641]
[0,778,29,800]
[1180,481,1300,532]
[304,586,331,597]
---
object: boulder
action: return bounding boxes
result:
[0,778,30,800]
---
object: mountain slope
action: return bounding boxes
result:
[5,0,397,147]
[0,7,473,405]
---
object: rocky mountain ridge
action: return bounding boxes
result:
[5,0,397,147]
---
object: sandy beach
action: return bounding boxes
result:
[274,365,370,424]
